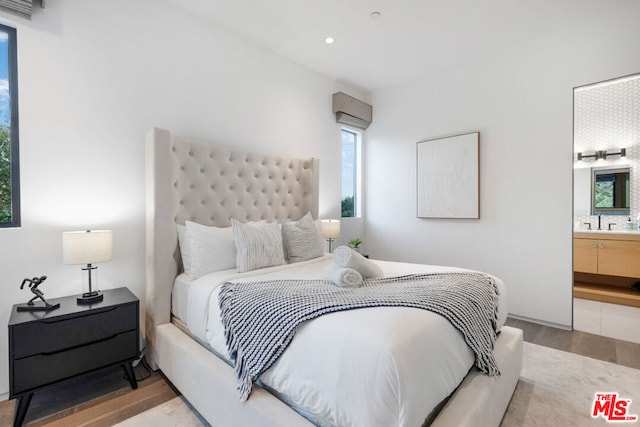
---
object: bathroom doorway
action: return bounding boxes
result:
[572,73,640,344]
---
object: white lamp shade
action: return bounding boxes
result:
[63,230,113,265]
[320,219,341,239]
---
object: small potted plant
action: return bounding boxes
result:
[348,238,362,252]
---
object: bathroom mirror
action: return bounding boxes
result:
[592,167,630,215]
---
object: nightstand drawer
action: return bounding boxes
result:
[12,330,138,395]
[12,303,136,359]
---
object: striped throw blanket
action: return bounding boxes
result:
[219,272,501,400]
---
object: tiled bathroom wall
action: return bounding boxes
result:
[574,74,640,230]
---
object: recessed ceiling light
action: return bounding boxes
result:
[325,37,335,44]
[370,11,381,19]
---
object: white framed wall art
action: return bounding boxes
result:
[416,131,480,219]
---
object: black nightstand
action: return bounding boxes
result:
[8,287,139,427]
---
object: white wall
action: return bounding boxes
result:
[366,2,640,327]
[0,0,363,396]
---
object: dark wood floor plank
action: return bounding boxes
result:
[504,318,544,343]
[530,323,576,352]
[28,381,176,427]
[505,317,639,367]
[28,378,175,427]
[26,374,165,426]
[615,339,640,370]
[83,381,176,427]
[0,399,15,427]
[570,332,618,363]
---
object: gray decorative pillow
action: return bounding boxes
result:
[282,212,325,263]
[231,219,286,272]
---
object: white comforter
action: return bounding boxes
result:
[172,255,508,427]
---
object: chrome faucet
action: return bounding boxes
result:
[608,223,616,231]
[583,222,592,230]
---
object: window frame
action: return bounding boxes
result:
[340,127,362,219]
[0,23,20,228]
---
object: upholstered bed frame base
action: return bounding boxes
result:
[145,128,523,426]
[155,322,522,427]
[154,323,314,426]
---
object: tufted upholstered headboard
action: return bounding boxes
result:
[144,127,319,366]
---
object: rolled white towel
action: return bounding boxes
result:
[332,246,384,279]
[324,263,363,288]
[331,245,352,266]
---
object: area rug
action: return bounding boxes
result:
[115,342,640,426]
[113,396,207,427]
[502,342,640,426]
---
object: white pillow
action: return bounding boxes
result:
[282,212,325,263]
[185,221,236,279]
[176,224,192,274]
[231,219,285,273]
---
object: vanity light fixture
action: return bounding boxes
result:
[577,148,626,161]
[601,148,626,160]
[576,152,597,161]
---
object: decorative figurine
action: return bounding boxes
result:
[16,275,60,312]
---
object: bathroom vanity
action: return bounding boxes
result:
[574,231,640,307]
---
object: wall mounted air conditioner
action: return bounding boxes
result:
[0,0,42,19]
[332,92,372,129]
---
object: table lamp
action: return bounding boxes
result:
[63,230,112,304]
[320,219,340,253]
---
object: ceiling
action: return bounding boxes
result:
[168,0,634,93]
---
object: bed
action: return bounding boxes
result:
[145,127,523,426]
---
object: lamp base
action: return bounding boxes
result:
[77,291,103,305]
[327,238,334,253]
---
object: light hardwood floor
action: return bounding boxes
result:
[0,364,178,427]
[504,317,640,369]
[1,318,639,426]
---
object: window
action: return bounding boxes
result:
[341,128,361,218]
[0,24,19,228]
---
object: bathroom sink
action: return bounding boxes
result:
[574,229,640,234]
